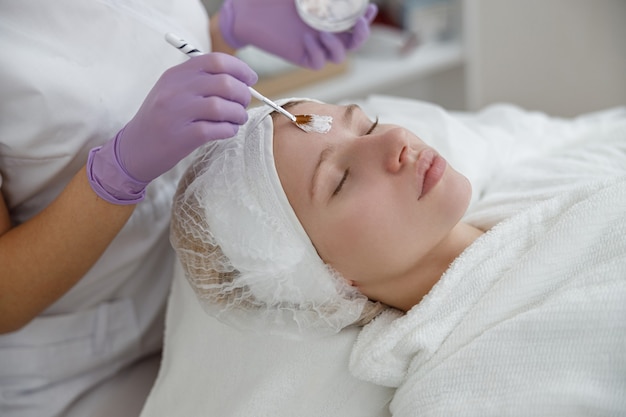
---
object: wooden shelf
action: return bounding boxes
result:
[253,61,349,100]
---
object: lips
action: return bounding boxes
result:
[416,148,447,199]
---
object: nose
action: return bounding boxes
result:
[366,127,411,173]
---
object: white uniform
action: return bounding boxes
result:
[0,1,209,416]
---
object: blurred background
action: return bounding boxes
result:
[202,0,625,117]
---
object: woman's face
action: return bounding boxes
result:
[273,101,471,294]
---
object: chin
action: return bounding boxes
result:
[443,167,473,221]
[460,175,473,207]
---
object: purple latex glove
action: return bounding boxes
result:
[219,0,378,70]
[87,53,258,205]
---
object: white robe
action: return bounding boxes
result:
[0,1,208,416]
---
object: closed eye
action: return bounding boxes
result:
[333,168,349,197]
[332,118,377,198]
[366,117,379,135]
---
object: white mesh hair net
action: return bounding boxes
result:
[170,98,385,338]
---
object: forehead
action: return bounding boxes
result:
[275,101,340,131]
[272,100,358,142]
[273,102,341,156]
[272,100,374,166]
[272,102,350,202]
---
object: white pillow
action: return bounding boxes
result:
[140,260,394,417]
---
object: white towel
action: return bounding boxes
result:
[349,104,626,416]
[350,176,626,416]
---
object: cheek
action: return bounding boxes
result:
[313,193,409,274]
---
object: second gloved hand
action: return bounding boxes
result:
[218,0,378,70]
[87,53,258,204]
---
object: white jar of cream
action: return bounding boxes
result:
[295,0,370,32]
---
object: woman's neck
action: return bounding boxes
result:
[363,222,484,312]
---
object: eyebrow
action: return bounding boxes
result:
[309,104,359,201]
[344,103,359,125]
[310,144,335,201]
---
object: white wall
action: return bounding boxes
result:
[200,0,222,14]
[464,0,626,117]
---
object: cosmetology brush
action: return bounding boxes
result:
[164,33,332,133]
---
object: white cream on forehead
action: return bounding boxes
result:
[298,114,333,134]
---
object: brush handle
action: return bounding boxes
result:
[248,87,296,122]
[165,33,203,58]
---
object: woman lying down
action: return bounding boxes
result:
[170,98,626,416]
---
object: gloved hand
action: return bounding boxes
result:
[87,53,258,205]
[218,0,378,70]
